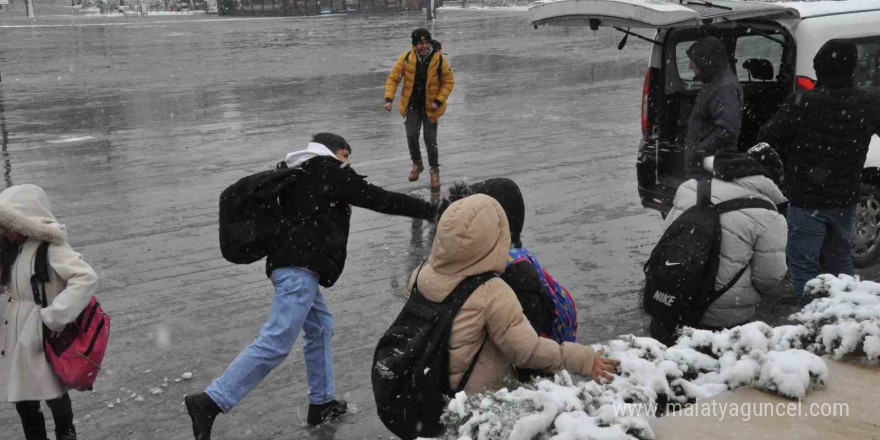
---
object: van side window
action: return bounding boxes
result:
[851,37,880,92]
[734,34,783,83]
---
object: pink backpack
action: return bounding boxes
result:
[31,242,110,391]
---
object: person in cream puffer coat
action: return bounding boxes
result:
[0,184,97,440]
[662,149,788,333]
[408,194,618,394]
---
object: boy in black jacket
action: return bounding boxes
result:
[758,40,880,304]
[185,133,440,439]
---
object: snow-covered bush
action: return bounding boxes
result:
[434,274,880,440]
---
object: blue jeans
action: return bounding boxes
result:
[787,205,857,305]
[205,267,335,412]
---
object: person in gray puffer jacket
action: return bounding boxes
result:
[684,36,744,176]
[657,146,788,337]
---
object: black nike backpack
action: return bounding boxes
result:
[372,265,496,440]
[218,162,302,264]
[643,179,776,330]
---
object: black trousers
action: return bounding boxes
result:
[404,106,439,169]
[15,393,76,440]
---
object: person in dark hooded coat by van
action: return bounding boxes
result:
[684,36,744,176]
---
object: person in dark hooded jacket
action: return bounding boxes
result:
[758,39,880,305]
[684,36,744,176]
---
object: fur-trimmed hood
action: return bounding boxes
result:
[0,184,66,245]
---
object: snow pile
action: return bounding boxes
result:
[436,274,880,440]
[795,274,880,360]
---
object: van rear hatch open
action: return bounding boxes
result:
[530,0,800,29]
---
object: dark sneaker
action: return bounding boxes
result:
[56,426,77,440]
[307,399,348,426]
[185,392,221,440]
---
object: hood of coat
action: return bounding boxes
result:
[448,178,525,248]
[283,142,340,169]
[0,184,66,245]
[687,36,730,83]
[416,194,510,301]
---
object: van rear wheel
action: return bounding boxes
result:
[853,183,880,268]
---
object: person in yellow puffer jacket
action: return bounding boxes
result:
[384,28,455,189]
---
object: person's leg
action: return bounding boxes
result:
[405,107,424,164]
[46,393,76,440]
[302,288,347,425]
[787,207,830,305]
[15,400,48,440]
[422,109,439,170]
[821,205,857,277]
[204,267,319,412]
[302,288,335,405]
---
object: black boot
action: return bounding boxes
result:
[307,399,347,426]
[55,426,77,440]
[47,393,76,440]
[184,392,221,440]
[15,401,49,440]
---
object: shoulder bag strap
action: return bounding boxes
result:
[30,242,51,307]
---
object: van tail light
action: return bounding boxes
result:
[641,68,651,140]
[796,75,816,91]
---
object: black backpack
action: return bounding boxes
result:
[218,162,302,264]
[643,179,776,329]
[372,265,496,440]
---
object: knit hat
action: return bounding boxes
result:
[813,39,858,88]
[747,143,784,186]
[411,28,432,46]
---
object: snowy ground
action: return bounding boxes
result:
[437,274,880,440]
[1,6,879,440]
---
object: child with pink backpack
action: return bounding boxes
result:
[0,184,103,440]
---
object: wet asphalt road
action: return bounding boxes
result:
[1,7,876,440]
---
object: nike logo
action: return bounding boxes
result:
[664,261,681,266]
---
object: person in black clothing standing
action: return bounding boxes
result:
[384,28,455,189]
[684,36,744,176]
[185,133,442,440]
[759,40,880,305]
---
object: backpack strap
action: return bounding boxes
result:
[696,178,712,207]
[715,197,778,213]
[30,242,51,307]
[437,54,443,82]
[455,337,486,393]
[410,261,427,296]
[445,272,497,393]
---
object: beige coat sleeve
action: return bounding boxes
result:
[39,243,98,331]
[483,279,596,377]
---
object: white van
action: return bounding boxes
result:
[530,0,880,266]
